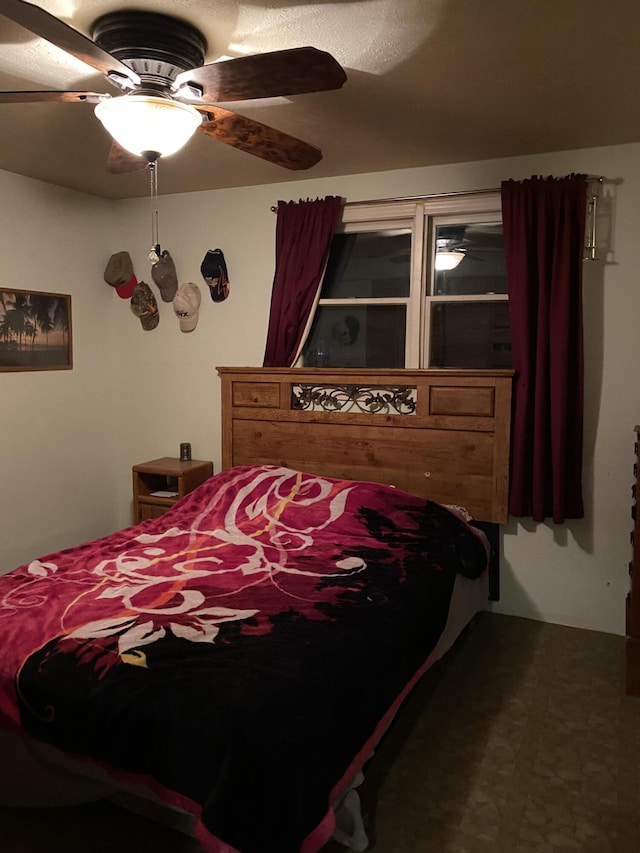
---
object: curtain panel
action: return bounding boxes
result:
[501,174,587,523]
[262,196,343,368]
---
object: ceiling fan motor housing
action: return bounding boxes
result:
[92,11,207,89]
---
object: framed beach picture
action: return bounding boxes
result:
[0,289,72,372]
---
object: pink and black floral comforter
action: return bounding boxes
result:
[0,465,488,852]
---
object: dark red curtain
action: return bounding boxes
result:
[263,196,343,367]
[501,174,587,523]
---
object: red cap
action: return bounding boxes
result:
[116,273,138,299]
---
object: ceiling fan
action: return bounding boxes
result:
[0,0,347,174]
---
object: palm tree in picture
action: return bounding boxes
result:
[53,297,69,347]
[25,320,36,350]
[6,292,30,350]
[37,310,54,345]
[0,315,14,345]
[30,294,56,346]
[4,308,25,350]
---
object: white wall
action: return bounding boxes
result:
[0,171,124,569]
[3,142,639,637]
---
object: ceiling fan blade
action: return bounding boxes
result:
[0,90,107,103]
[196,105,322,171]
[0,0,139,87]
[175,47,346,103]
[105,141,148,175]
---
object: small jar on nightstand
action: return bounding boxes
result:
[132,456,214,523]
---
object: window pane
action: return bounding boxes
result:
[434,223,507,296]
[429,301,512,368]
[301,305,406,368]
[320,231,411,298]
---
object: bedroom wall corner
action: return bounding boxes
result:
[0,169,125,575]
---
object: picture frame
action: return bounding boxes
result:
[0,288,72,372]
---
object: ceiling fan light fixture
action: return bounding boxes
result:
[435,249,465,271]
[95,96,202,158]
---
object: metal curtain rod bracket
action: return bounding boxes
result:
[585,176,605,261]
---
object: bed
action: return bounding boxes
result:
[0,367,513,853]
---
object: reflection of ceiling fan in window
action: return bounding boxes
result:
[435,226,468,270]
[436,224,503,270]
[384,223,504,268]
[0,0,347,172]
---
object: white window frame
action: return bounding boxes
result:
[300,190,505,368]
[424,205,507,367]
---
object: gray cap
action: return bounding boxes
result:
[151,250,178,302]
[104,251,133,286]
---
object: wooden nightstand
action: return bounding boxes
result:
[132,457,214,523]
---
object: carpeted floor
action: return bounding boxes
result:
[2,613,640,853]
[357,611,640,853]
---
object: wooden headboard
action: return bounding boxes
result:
[217,367,513,524]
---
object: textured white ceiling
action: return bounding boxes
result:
[0,0,639,199]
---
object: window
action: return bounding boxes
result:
[300,192,511,369]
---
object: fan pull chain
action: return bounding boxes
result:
[148,160,161,264]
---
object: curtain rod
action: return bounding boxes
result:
[269,176,607,212]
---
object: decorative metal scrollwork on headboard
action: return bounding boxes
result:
[292,384,417,415]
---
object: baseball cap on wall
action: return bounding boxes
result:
[130,281,159,331]
[200,248,230,302]
[151,250,178,302]
[173,282,201,332]
[104,251,137,299]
